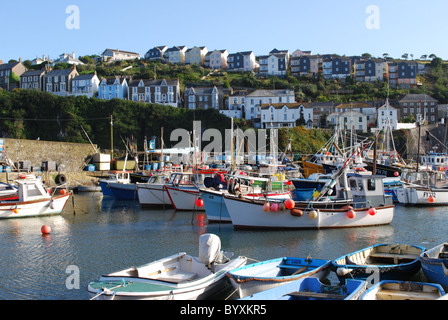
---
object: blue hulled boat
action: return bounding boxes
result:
[420,242,448,289]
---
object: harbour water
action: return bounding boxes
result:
[0,192,446,300]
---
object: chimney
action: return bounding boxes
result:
[0,60,3,65]
[72,52,75,59]
[19,57,22,63]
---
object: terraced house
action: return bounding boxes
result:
[98,77,129,100]
[20,68,47,91]
[144,46,168,60]
[0,60,26,90]
[43,67,79,96]
[128,78,180,108]
[185,46,208,65]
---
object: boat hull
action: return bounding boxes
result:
[0,193,71,219]
[397,186,448,205]
[420,243,448,289]
[108,182,138,200]
[302,160,324,178]
[88,256,247,300]
[332,244,425,282]
[200,189,291,223]
[223,196,394,230]
[99,180,114,196]
[137,183,172,207]
[165,185,204,211]
[360,280,445,300]
[227,257,331,298]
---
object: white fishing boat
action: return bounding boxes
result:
[165,170,226,211]
[0,175,71,219]
[396,169,448,205]
[136,174,172,207]
[87,233,247,300]
[223,168,394,230]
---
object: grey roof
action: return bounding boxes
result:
[45,68,77,77]
[128,78,178,86]
[0,62,20,70]
[400,94,437,103]
[73,73,97,80]
[21,69,46,77]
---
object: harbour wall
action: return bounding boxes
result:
[0,138,102,187]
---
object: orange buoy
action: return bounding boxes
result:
[346,209,356,219]
[60,189,66,195]
[284,199,295,210]
[41,225,51,235]
[13,208,19,214]
[270,203,279,212]
[428,196,435,203]
[262,202,271,212]
[290,208,303,217]
[367,207,376,216]
[195,198,204,207]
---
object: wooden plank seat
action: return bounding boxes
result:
[375,289,439,300]
[288,291,347,299]
[153,271,198,283]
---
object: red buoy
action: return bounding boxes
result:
[60,189,66,195]
[284,199,295,210]
[428,196,435,203]
[270,203,279,212]
[195,198,204,207]
[346,209,356,219]
[367,207,376,216]
[262,202,271,212]
[41,225,51,235]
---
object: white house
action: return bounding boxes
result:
[377,103,398,130]
[258,49,289,76]
[260,103,313,129]
[327,110,368,133]
[101,49,140,62]
[71,73,100,98]
[244,89,296,122]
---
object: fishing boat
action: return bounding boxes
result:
[226,256,331,299]
[136,174,172,207]
[99,171,131,196]
[87,233,247,300]
[223,169,394,230]
[396,169,448,205]
[165,170,226,211]
[200,188,291,223]
[360,280,445,300]
[241,277,366,300]
[420,242,448,289]
[331,244,425,282]
[0,175,71,219]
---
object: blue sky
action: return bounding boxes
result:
[1,0,447,62]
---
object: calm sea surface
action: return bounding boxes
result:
[0,192,446,300]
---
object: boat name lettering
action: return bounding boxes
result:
[423,192,436,198]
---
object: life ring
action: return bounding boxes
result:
[55,174,67,185]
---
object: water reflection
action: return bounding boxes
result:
[0,193,447,300]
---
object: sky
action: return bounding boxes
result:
[1,0,447,62]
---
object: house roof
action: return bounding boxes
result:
[103,48,140,56]
[128,78,178,86]
[260,103,305,110]
[335,102,373,109]
[21,69,46,77]
[399,94,437,103]
[73,73,97,80]
[246,89,294,97]
[0,62,20,71]
[45,68,77,77]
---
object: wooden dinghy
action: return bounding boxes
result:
[241,277,366,300]
[87,234,247,300]
[332,244,425,282]
[360,280,445,300]
[420,242,448,289]
[226,256,331,299]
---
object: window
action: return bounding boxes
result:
[367,179,376,191]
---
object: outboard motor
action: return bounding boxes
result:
[198,233,228,270]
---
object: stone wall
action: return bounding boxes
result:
[2,138,97,172]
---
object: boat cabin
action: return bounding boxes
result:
[17,178,51,202]
[402,170,448,189]
[420,153,448,171]
[339,173,393,208]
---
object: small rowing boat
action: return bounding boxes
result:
[332,243,425,282]
[226,256,330,299]
[360,280,445,300]
[241,277,366,300]
[420,242,448,289]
